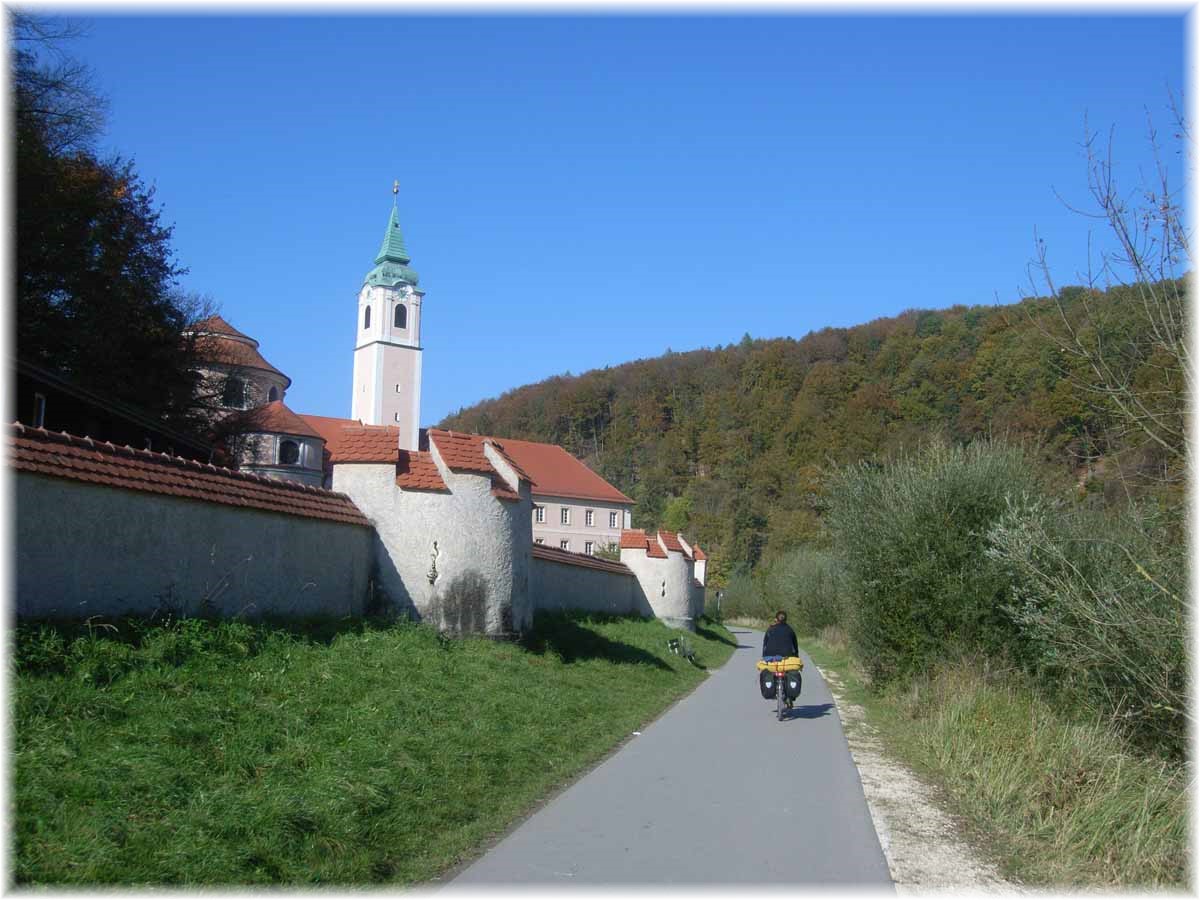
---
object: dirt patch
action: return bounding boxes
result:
[817,664,1023,893]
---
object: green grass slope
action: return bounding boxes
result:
[15,612,736,885]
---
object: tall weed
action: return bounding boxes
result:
[893,660,1188,886]
[987,499,1187,757]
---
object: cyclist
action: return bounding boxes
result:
[762,611,799,709]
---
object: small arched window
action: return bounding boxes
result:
[394,304,407,329]
[268,386,279,402]
[363,306,371,329]
[221,376,247,409]
[279,439,300,465]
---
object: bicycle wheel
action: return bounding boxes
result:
[776,674,786,720]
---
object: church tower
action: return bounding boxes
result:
[351,185,424,449]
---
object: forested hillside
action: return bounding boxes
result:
[441,282,1184,582]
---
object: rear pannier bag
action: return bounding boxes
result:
[784,670,802,700]
[759,668,778,699]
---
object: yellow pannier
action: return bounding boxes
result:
[756,656,804,673]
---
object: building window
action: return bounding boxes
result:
[279,439,300,465]
[221,376,248,409]
[268,386,279,402]
[363,306,371,329]
[395,383,402,393]
[394,412,401,422]
[32,393,46,428]
[560,540,570,550]
[534,506,545,524]
[585,509,595,527]
[535,538,544,545]
[560,507,570,525]
[609,511,619,529]
[585,541,594,556]
[394,304,407,328]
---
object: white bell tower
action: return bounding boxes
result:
[351,183,424,450]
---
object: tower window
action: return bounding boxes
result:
[32,393,46,428]
[363,306,371,329]
[279,439,300,465]
[221,376,248,409]
[394,412,401,422]
[268,386,279,402]
[396,383,402,393]
[394,304,407,329]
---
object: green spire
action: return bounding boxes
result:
[364,184,420,289]
[374,203,411,266]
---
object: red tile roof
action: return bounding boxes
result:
[619,528,648,549]
[396,450,448,493]
[659,531,684,553]
[532,543,634,576]
[486,436,632,504]
[193,334,289,384]
[619,529,668,557]
[491,480,522,502]
[232,401,323,440]
[11,424,369,527]
[189,315,252,340]
[427,429,496,475]
[298,414,365,449]
[296,415,446,491]
[333,427,401,463]
[692,546,707,561]
[300,415,400,464]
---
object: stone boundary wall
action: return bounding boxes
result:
[530,545,649,617]
[16,472,373,620]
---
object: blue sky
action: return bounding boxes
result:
[66,13,1186,425]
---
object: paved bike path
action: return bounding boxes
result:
[447,626,893,887]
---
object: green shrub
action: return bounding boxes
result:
[987,499,1187,758]
[716,567,769,621]
[760,545,848,634]
[826,439,1039,686]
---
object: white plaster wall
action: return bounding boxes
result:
[332,460,532,636]
[618,548,686,626]
[530,557,637,616]
[16,473,372,620]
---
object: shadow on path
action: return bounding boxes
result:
[783,702,834,721]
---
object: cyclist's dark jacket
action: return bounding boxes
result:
[762,622,799,658]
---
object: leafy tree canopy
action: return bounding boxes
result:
[13,14,209,433]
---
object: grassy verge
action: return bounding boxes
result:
[15,612,736,885]
[799,630,1188,889]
